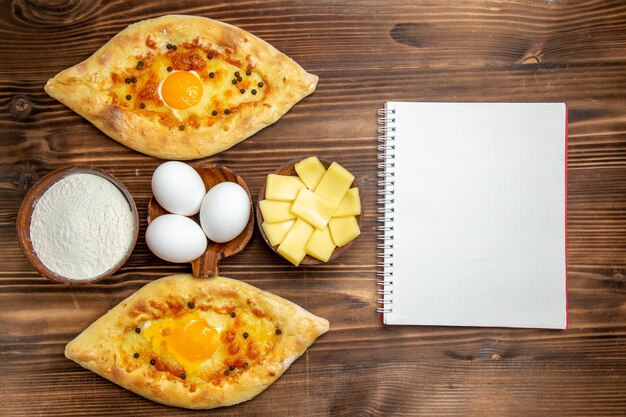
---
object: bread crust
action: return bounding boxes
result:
[45,15,318,160]
[65,275,329,409]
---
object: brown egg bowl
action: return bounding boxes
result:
[147,163,254,278]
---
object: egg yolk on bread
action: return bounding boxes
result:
[160,71,204,110]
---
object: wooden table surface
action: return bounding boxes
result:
[2,1,626,416]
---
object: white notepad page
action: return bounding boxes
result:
[382,102,567,329]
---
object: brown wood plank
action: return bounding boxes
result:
[1,0,626,416]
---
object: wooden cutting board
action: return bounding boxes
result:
[2,1,626,416]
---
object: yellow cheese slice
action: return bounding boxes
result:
[259,200,296,223]
[295,157,326,190]
[265,174,306,201]
[262,220,295,246]
[277,219,314,266]
[333,187,361,217]
[314,162,354,208]
[290,188,335,230]
[329,216,360,247]
[305,227,336,262]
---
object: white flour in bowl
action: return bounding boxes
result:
[30,173,135,280]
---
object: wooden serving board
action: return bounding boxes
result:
[2,1,626,416]
[147,163,254,278]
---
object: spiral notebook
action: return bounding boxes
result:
[377,102,567,329]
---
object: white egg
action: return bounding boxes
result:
[152,161,206,216]
[145,214,207,263]
[200,182,251,243]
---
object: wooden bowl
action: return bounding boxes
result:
[256,157,362,265]
[16,166,139,285]
[147,164,254,278]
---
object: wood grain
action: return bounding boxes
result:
[1,0,626,416]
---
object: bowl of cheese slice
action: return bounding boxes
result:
[257,157,362,266]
